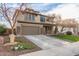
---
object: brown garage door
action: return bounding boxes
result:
[22,26,41,35]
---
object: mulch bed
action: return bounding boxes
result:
[0,36,41,56]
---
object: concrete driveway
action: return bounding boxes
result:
[21,35,74,56]
[20,35,79,56]
[24,35,70,50]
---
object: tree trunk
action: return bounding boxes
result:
[54,26,58,34]
[9,28,15,43]
[61,27,64,32]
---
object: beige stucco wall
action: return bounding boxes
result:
[16,9,55,35]
[45,17,53,24]
[16,23,43,35]
[16,12,25,21]
[18,13,41,23]
[35,15,40,22]
[16,11,53,25]
[20,23,43,28]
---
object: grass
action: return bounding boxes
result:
[53,34,79,42]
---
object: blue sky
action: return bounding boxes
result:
[0,3,79,28]
[0,3,62,28]
[31,3,61,12]
[6,3,61,13]
[0,3,79,19]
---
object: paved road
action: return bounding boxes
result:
[20,35,79,56]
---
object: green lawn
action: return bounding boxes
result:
[53,34,79,42]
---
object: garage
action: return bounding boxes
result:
[21,26,41,35]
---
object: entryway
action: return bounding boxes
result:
[43,25,52,35]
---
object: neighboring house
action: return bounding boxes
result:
[16,8,55,35]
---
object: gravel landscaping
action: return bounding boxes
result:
[0,36,41,56]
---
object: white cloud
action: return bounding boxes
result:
[45,4,79,20]
[31,3,50,11]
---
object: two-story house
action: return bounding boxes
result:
[16,8,55,35]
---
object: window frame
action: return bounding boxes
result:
[40,15,45,22]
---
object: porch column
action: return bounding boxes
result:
[51,26,54,34]
[20,25,23,35]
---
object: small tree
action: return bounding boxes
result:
[0,3,25,43]
[0,24,6,35]
[60,19,78,33]
[51,14,62,34]
[54,26,58,34]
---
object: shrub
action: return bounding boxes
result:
[0,25,6,35]
[66,31,72,35]
[11,42,35,51]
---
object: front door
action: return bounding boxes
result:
[43,26,52,34]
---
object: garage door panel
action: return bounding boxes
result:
[22,26,41,35]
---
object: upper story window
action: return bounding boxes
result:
[31,15,35,21]
[25,13,35,22]
[25,13,29,20]
[29,14,35,21]
[40,15,45,22]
